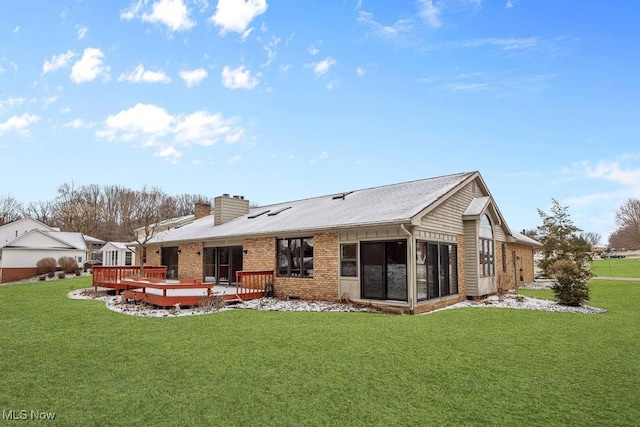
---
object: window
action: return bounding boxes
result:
[125,251,133,266]
[277,237,313,277]
[479,215,495,277]
[416,241,458,301]
[340,243,357,277]
[361,240,407,301]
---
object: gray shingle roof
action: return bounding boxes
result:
[149,172,476,244]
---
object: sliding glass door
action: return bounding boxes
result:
[361,240,407,301]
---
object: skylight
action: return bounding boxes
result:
[332,191,353,200]
[248,210,270,219]
[267,206,291,216]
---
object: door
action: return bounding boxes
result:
[361,240,407,301]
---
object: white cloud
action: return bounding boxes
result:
[356,66,366,77]
[43,96,59,106]
[155,145,182,160]
[97,103,174,142]
[210,0,268,35]
[97,103,245,161]
[70,48,110,83]
[418,0,442,28]
[42,50,75,74]
[118,64,172,83]
[0,97,26,108]
[506,0,515,8]
[309,151,329,164]
[308,57,336,76]
[308,46,319,55]
[0,113,40,136]
[577,159,640,189]
[76,25,88,39]
[13,26,19,34]
[121,0,195,32]
[221,65,259,89]
[174,111,238,146]
[462,37,538,51]
[179,68,208,87]
[63,119,94,129]
[357,10,413,37]
[227,155,242,163]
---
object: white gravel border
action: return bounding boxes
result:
[68,286,606,317]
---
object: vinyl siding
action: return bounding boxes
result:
[420,180,487,234]
[463,220,479,296]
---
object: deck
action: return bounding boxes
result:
[92,266,274,308]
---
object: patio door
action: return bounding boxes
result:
[203,246,243,285]
[161,247,179,279]
[360,240,407,301]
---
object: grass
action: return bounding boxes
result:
[1,277,639,426]
[590,257,640,278]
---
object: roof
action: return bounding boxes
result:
[149,172,477,244]
[511,231,542,247]
[0,229,88,250]
[101,241,135,251]
[135,214,195,232]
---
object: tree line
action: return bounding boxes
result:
[0,183,212,243]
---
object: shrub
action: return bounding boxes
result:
[36,257,57,275]
[47,271,55,279]
[548,259,591,306]
[58,257,79,274]
[57,272,66,279]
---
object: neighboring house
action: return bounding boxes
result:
[85,235,106,263]
[0,217,100,283]
[100,242,135,266]
[139,172,541,314]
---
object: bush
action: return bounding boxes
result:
[58,257,79,274]
[548,259,591,306]
[36,257,57,275]
[47,271,55,279]
[57,272,66,279]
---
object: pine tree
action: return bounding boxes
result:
[537,199,592,306]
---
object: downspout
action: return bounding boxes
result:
[400,224,415,315]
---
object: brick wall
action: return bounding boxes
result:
[178,242,204,279]
[136,244,162,266]
[506,242,536,286]
[242,233,340,301]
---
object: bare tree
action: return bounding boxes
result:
[0,195,23,224]
[173,193,211,216]
[579,231,602,247]
[609,224,640,251]
[22,200,56,225]
[120,186,175,271]
[615,198,640,248]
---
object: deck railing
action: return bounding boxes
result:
[92,265,168,292]
[235,270,274,298]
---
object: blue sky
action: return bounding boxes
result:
[1,0,639,243]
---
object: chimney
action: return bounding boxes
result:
[194,202,211,219]
[214,194,250,225]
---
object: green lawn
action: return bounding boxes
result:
[1,277,639,426]
[591,257,640,278]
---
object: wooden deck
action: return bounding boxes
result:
[93,266,274,308]
[92,266,168,294]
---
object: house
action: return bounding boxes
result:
[140,172,540,314]
[100,242,136,266]
[0,218,102,283]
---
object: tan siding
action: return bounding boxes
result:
[464,220,479,296]
[420,180,487,234]
[214,195,250,225]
